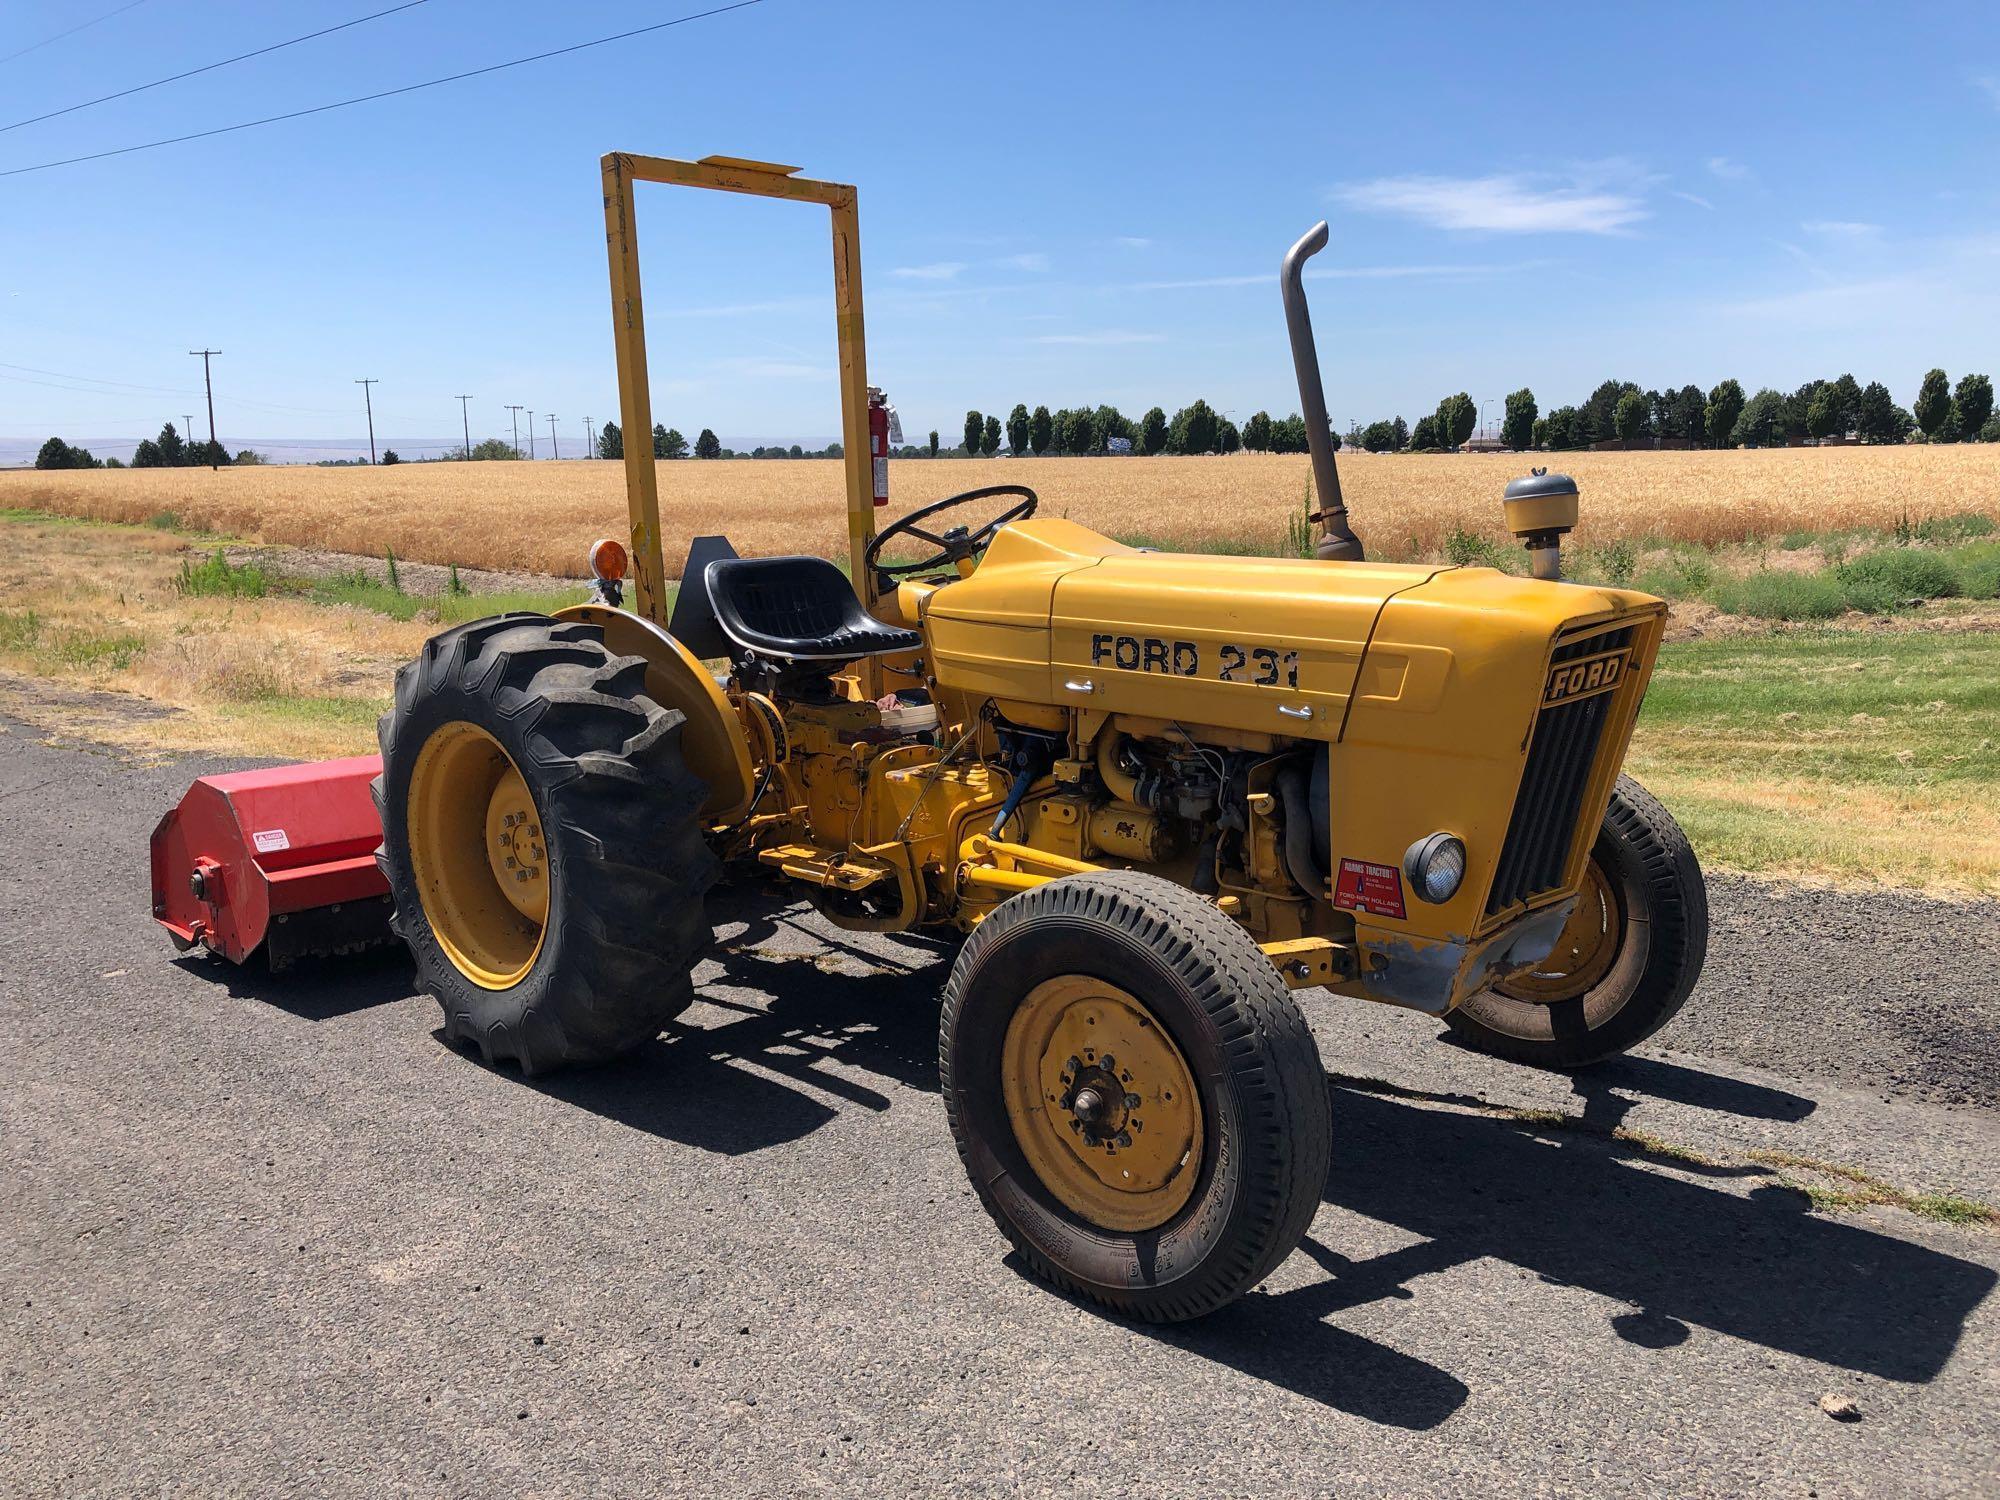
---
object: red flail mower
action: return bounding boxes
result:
[150,756,392,968]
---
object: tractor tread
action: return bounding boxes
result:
[940,870,1330,1323]
[375,612,718,1074]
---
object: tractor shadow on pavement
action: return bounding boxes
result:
[172,947,416,1022]
[454,896,1994,1423]
[504,893,953,1156]
[1296,1078,1994,1387]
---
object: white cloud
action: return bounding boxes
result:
[1333,172,1647,235]
[1670,190,1714,210]
[1706,155,1753,181]
[1027,331,1166,346]
[891,261,967,281]
[998,252,1050,272]
[1802,219,1883,240]
[1126,261,1537,293]
[1975,73,2000,110]
[1114,236,1153,250]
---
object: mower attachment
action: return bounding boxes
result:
[150,756,392,968]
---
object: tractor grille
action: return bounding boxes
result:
[1486,626,1635,916]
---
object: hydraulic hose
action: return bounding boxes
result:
[1274,760,1328,899]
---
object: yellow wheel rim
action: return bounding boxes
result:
[407,721,549,990]
[1001,975,1203,1232]
[1496,856,1620,1004]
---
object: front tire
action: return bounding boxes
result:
[1445,774,1707,1069]
[940,872,1331,1322]
[374,614,717,1073]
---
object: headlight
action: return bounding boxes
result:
[1403,832,1466,905]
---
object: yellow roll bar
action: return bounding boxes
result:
[600,152,879,624]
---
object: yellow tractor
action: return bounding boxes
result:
[372,155,1706,1322]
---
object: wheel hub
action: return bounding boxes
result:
[1496,856,1620,1004]
[1001,976,1203,1231]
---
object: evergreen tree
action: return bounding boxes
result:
[1006,404,1030,455]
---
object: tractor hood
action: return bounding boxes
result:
[923,519,1659,739]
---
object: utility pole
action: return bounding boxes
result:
[181,414,194,448]
[188,349,220,469]
[354,379,379,464]
[455,395,474,460]
[546,413,559,461]
[584,416,595,458]
[526,408,536,459]
[504,404,524,459]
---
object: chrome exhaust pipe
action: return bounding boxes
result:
[1280,222,1363,562]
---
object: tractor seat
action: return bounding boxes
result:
[704,555,922,663]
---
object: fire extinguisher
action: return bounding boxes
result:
[867,386,901,508]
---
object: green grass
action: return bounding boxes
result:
[235,694,391,731]
[1641,633,2000,786]
[1629,632,2000,890]
[177,549,268,598]
[0,609,43,651]
[1633,549,1717,600]
[289,570,589,622]
[1838,546,1962,603]
[1942,541,2000,599]
[1709,569,1848,619]
[52,629,146,670]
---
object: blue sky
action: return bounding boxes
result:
[3,0,1998,459]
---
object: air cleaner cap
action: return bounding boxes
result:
[1502,469,1579,503]
[1502,467,1580,548]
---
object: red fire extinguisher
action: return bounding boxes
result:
[867,386,900,507]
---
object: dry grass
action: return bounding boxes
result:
[6,446,1998,576]
[0,517,423,759]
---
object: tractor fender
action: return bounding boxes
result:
[554,604,754,824]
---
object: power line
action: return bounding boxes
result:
[0,2,763,179]
[0,1,152,68]
[0,359,352,415]
[2,1,429,136]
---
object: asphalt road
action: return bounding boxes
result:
[3,716,1997,1498]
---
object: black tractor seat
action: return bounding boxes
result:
[704,554,922,663]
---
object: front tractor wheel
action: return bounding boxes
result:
[1445,774,1708,1069]
[374,614,717,1074]
[940,872,1331,1322]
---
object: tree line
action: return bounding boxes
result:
[593,421,848,462]
[1352,369,1996,455]
[35,421,253,470]
[33,369,1994,472]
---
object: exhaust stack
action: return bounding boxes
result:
[1280,221,1363,562]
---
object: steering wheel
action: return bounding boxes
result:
[864,484,1039,582]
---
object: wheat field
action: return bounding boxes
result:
[6,446,1998,577]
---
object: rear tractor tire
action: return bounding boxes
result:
[373,613,717,1074]
[1445,774,1707,1070]
[940,871,1332,1323]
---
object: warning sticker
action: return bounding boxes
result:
[1333,858,1406,920]
[252,829,290,854]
